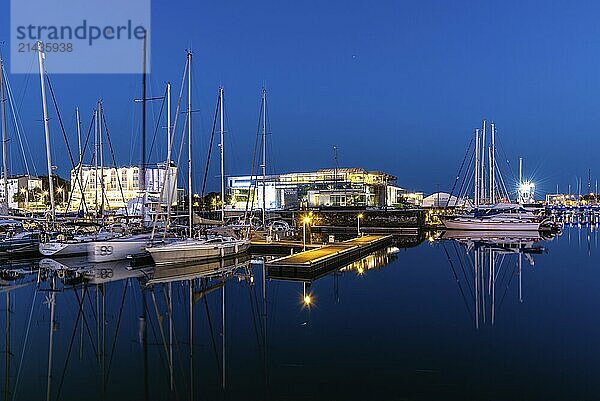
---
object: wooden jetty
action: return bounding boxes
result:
[266,235,393,278]
[249,239,320,255]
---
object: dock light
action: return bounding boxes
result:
[357,213,364,237]
[302,282,313,307]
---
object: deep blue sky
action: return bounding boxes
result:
[1,0,600,195]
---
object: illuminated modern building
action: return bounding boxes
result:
[227,168,422,210]
[69,162,179,211]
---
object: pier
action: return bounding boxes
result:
[266,235,393,278]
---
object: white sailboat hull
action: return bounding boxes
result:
[39,241,89,257]
[441,218,541,231]
[88,234,151,262]
[147,239,250,266]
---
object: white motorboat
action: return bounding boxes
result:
[146,236,251,266]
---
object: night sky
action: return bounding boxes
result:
[1,0,599,196]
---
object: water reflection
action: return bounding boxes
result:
[1,255,255,401]
[440,230,551,329]
[3,227,598,400]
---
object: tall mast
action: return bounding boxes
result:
[37,41,55,219]
[219,87,225,224]
[94,109,99,212]
[187,51,193,237]
[76,107,83,213]
[480,120,486,203]
[76,107,82,165]
[0,55,8,212]
[99,101,105,219]
[166,82,173,217]
[474,128,480,206]
[490,122,495,203]
[518,157,523,204]
[140,36,147,216]
[261,88,267,227]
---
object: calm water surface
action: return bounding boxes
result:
[1,226,599,400]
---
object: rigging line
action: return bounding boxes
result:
[453,241,475,298]
[3,70,31,175]
[10,52,38,175]
[447,135,475,206]
[54,287,87,401]
[46,75,91,214]
[200,94,220,205]
[495,157,510,201]
[104,279,129,386]
[162,287,186,384]
[149,288,176,387]
[100,106,129,214]
[45,76,76,169]
[456,143,476,204]
[147,88,167,163]
[202,287,223,379]
[154,105,188,237]
[246,276,265,351]
[65,111,95,214]
[496,134,517,183]
[498,260,518,309]
[168,57,190,168]
[11,287,38,401]
[141,289,170,376]
[443,243,474,322]
[243,97,265,224]
[76,286,100,359]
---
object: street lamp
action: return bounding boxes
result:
[57,186,64,205]
[19,187,26,208]
[357,213,364,237]
[302,216,311,251]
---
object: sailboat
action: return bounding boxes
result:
[147,61,250,266]
[441,120,552,231]
[40,102,122,257]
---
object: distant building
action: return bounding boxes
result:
[422,192,468,208]
[69,162,179,211]
[0,175,43,209]
[227,168,422,210]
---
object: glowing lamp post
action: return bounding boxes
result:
[302,216,311,251]
[357,213,364,237]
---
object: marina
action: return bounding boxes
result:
[2,0,600,398]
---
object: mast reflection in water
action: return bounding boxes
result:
[4,227,600,400]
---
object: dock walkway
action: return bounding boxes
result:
[267,235,393,271]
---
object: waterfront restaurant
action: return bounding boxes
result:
[226,168,423,211]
